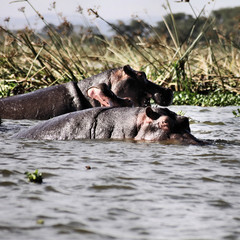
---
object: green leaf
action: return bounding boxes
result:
[25,169,43,183]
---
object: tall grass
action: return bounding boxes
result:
[0,0,239,105]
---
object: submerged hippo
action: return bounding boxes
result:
[15,107,203,145]
[0,65,173,120]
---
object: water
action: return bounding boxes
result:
[0,106,240,240]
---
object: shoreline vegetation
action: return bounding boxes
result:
[0,0,239,106]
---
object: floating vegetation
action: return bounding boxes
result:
[25,169,43,183]
[176,110,185,116]
[36,219,44,225]
[173,91,240,106]
[232,109,240,117]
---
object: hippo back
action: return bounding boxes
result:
[15,107,141,140]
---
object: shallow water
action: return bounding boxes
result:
[0,106,240,240]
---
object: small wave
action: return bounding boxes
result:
[52,222,95,235]
[0,181,17,187]
[208,199,232,209]
[208,139,240,146]
[0,169,15,177]
[90,184,135,191]
[44,185,61,193]
[201,177,219,182]
[202,121,225,126]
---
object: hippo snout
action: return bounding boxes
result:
[152,89,173,106]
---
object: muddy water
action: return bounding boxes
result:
[0,106,240,240]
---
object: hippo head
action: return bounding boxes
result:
[135,107,173,141]
[135,107,191,141]
[110,65,173,107]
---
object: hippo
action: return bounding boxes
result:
[87,83,133,107]
[15,107,203,145]
[0,65,173,120]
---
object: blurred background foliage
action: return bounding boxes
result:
[0,3,239,106]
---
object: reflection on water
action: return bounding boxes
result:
[0,106,240,240]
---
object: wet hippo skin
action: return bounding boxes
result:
[15,107,203,145]
[0,65,173,120]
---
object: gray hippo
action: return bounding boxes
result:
[0,65,173,120]
[15,107,203,145]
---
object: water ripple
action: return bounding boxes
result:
[1,106,240,240]
[90,184,136,191]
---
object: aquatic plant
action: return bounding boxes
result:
[232,109,240,117]
[25,169,43,183]
[173,91,240,106]
[36,219,44,224]
[176,110,185,116]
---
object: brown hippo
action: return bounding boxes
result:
[0,65,173,120]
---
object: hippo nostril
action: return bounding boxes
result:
[144,98,150,107]
[153,90,173,106]
[153,93,162,104]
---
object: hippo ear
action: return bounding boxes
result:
[87,86,100,99]
[145,107,160,120]
[123,65,136,78]
[123,65,147,80]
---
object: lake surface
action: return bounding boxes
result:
[0,106,240,240]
